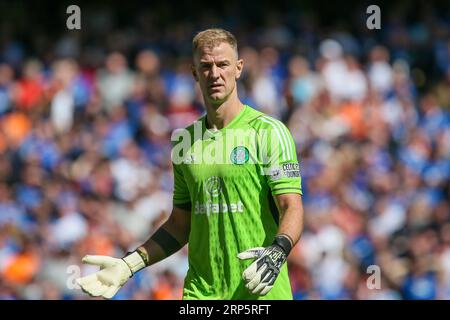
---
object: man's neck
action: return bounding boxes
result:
[204,94,244,130]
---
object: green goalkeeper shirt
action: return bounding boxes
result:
[171,105,302,300]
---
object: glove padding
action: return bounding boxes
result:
[237,244,287,296]
[76,252,145,299]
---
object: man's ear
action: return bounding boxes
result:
[235,59,244,80]
[192,65,199,82]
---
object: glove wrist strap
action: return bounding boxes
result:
[122,251,146,274]
[273,234,293,255]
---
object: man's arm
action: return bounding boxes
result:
[237,193,303,296]
[77,206,191,299]
[273,192,304,249]
[137,206,191,266]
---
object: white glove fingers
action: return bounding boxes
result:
[77,273,98,287]
[242,261,258,282]
[77,254,131,299]
[91,284,110,297]
[251,281,267,295]
[237,247,265,260]
[81,280,103,296]
[82,255,117,268]
[102,285,121,299]
[246,264,267,291]
[259,285,273,296]
[251,270,272,294]
[261,268,273,283]
[240,244,287,296]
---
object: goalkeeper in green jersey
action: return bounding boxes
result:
[77,28,304,300]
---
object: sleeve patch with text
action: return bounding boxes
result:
[267,163,300,180]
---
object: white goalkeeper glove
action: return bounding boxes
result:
[76,251,147,299]
[237,235,292,296]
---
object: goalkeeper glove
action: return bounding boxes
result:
[76,250,147,299]
[237,235,292,296]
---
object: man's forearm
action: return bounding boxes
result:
[238,194,304,296]
[137,233,186,266]
[136,207,191,266]
[276,195,304,249]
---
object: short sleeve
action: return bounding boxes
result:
[258,117,303,196]
[172,162,192,210]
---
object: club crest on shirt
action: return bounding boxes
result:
[230,146,249,165]
[205,176,222,197]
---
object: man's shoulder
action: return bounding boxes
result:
[245,106,288,132]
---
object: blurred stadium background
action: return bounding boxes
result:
[0,0,449,299]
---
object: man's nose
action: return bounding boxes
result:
[210,64,220,79]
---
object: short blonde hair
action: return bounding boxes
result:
[192,28,238,57]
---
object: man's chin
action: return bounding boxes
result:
[207,94,226,105]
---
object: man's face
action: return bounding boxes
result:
[192,42,243,106]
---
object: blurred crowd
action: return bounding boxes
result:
[0,2,449,300]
